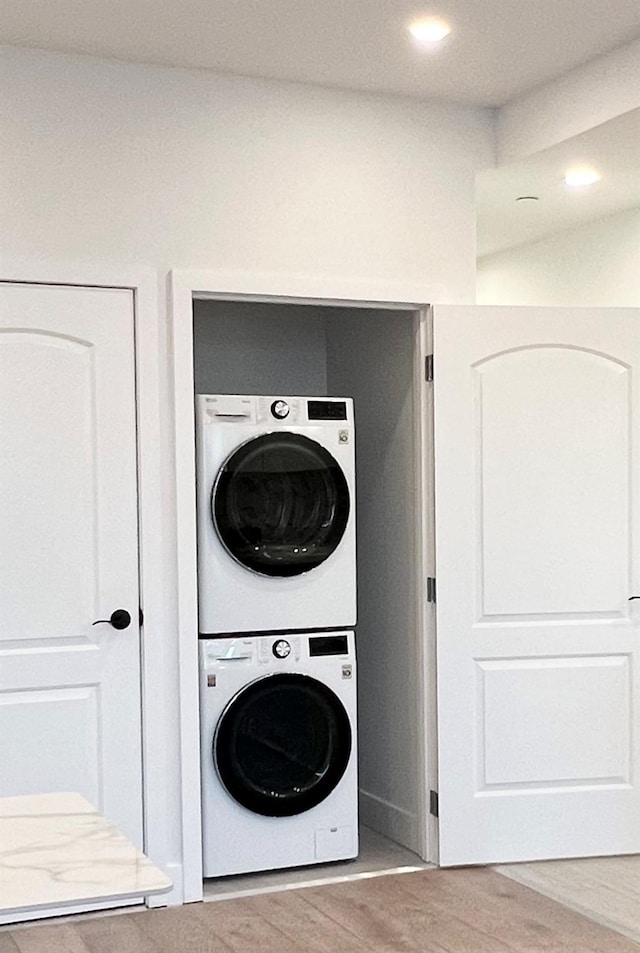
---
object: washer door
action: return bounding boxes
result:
[214,674,352,817]
[212,432,350,577]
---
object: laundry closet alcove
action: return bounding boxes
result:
[169,272,436,902]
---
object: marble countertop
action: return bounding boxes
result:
[0,792,172,916]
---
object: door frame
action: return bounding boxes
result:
[170,268,438,901]
[0,262,178,905]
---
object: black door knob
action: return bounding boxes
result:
[92,609,132,630]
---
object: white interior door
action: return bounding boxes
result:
[434,304,640,866]
[0,283,142,850]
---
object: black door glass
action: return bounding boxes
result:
[213,432,350,577]
[214,674,352,817]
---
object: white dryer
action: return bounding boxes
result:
[195,394,356,634]
[199,631,358,878]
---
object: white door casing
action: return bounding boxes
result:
[169,269,439,897]
[0,283,142,848]
[435,305,640,865]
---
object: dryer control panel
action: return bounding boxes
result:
[307,400,348,421]
[198,394,353,427]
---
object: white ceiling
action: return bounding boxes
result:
[477,109,640,256]
[2,0,640,106]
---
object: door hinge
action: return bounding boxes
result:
[139,607,144,627]
[425,354,434,382]
[430,790,439,818]
[427,577,436,604]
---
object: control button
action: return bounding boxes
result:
[273,639,291,659]
[271,400,290,419]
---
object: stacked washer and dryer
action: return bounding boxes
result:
[195,394,358,878]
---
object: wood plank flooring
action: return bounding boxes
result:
[5,867,640,952]
[497,854,640,945]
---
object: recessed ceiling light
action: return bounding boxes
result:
[563,167,601,188]
[409,18,452,44]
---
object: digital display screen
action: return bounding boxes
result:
[307,400,347,421]
[309,635,349,656]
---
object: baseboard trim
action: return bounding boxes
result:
[359,789,418,853]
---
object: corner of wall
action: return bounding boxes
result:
[496,38,640,162]
[359,789,419,854]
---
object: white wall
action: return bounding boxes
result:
[0,46,493,300]
[477,207,640,307]
[0,44,494,898]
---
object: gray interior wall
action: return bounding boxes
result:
[193,300,328,396]
[326,309,420,852]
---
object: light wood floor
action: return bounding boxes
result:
[4,867,640,952]
[497,854,640,945]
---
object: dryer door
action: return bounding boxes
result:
[212,432,350,577]
[214,673,352,817]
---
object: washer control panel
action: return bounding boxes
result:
[255,637,302,663]
[202,634,352,668]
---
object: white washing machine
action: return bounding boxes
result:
[199,631,358,878]
[195,394,356,634]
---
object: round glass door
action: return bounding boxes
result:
[214,674,352,817]
[212,432,350,577]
